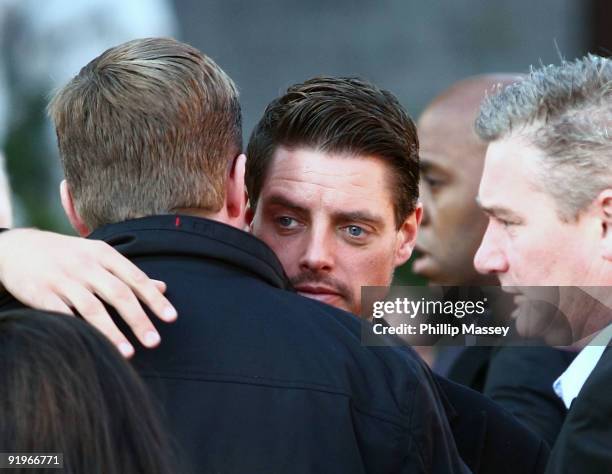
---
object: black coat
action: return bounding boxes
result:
[74,215,469,474]
[545,348,612,474]
[484,346,575,448]
[436,375,549,474]
[436,344,574,448]
[0,215,549,473]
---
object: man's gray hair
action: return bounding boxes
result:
[476,54,612,220]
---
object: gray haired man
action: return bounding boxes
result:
[473,54,612,473]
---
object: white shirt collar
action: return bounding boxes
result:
[553,324,612,409]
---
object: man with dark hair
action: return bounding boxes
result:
[246,77,419,229]
[0,38,469,473]
[473,55,612,474]
[244,76,420,315]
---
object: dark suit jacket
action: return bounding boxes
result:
[436,346,493,392]
[437,345,574,448]
[0,215,468,474]
[545,347,612,474]
[435,375,549,474]
[484,346,575,448]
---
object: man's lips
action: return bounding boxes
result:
[294,285,341,297]
[294,285,345,304]
[412,247,434,275]
[500,287,525,319]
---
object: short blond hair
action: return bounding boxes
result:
[49,37,242,229]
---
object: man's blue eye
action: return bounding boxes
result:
[278,216,295,227]
[347,225,364,237]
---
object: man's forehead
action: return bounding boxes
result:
[419,106,470,139]
[261,146,396,216]
[482,134,543,177]
[478,136,548,209]
[265,146,391,187]
[419,116,485,173]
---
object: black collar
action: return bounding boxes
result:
[89,215,291,290]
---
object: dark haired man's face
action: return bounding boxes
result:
[249,147,419,315]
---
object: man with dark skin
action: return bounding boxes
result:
[411,75,514,368]
[414,75,513,286]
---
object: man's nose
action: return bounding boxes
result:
[299,229,335,273]
[474,223,509,275]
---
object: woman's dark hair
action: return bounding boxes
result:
[0,309,178,474]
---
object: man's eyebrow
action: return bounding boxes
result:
[419,158,448,176]
[476,198,522,220]
[263,194,308,214]
[332,210,386,228]
[419,158,433,172]
[264,193,386,227]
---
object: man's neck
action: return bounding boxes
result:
[172,207,240,228]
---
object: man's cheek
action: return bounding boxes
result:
[259,230,285,252]
[275,247,300,275]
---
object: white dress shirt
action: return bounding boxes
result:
[553,323,612,409]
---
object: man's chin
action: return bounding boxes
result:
[411,253,440,280]
[412,260,454,286]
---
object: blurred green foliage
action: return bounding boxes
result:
[394,254,427,286]
[4,93,71,233]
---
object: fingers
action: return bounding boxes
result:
[98,242,177,323]
[152,279,167,292]
[86,269,163,350]
[1,232,175,358]
[34,292,137,358]
[56,282,135,358]
[35,292,75,316]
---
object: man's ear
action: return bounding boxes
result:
[394,203,423,267]
[225,154,248,227]
[60,180,90,236]
[597,189,612,261]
